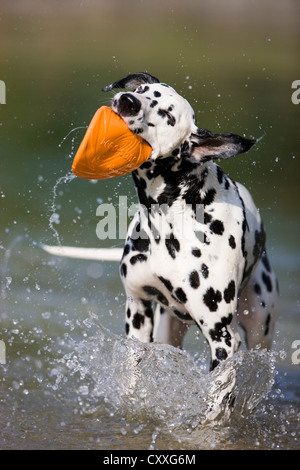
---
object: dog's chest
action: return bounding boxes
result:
[121,161,248,303]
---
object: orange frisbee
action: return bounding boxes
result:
[72,106,152,179]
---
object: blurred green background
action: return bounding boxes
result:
[0,0,299,251]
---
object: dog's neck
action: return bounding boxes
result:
[132,143,216,209]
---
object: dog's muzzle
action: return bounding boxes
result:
[117,93,141,117]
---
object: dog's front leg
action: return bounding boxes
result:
[199,319,240,371]
[125,295,154,343]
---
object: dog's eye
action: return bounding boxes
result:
[136,85,149,94]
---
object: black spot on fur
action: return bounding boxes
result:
[210,219,224,235]
[138,176,147,190]
[157,186,181,206]
[209,314,233,346]
[131,224,150,252]
[228,235,236,249]
[175,287,187,303]
[254,282,262,295]
[202,188,216,206]
[224,178,230,190]
[253,226,266,262]
[204,212,212,224]
[124,243,131,253]
[120,263,127,277]
[189,271,200,289]
[122,243,131,260]
[165,233,180,259]
[143,285,169,306]
[201,263,209,279]
[157,108,176,126]
[264,313,271,335]
[217,166,224,184]
[132,313,144,329]
[130,254,148,265]
[261,251,271,272]
[215,347,228,361]
[141,299,153,318]
[182,178,204,208]
[173,309,193,322]
[151,224,161,243]
[203,287,222,312]
[224,280,236,303]
[191,248,201,258]
[139,160,152,170]
[262,272,273,292]
[158,275,173,292]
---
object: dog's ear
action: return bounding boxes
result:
[190,129,256,162]
[102,72,160,92]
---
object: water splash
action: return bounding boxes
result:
[0,235,28,300]
[58,126,87,152]
[49,171,77,245]
[54,315,277,433]
[48,125,87,244]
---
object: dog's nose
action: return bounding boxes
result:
[117,93,141,116]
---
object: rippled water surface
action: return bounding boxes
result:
[0,240,299,450]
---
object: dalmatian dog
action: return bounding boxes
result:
[102,72,278,370]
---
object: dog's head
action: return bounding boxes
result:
[103,73,255,162]
[103,72,196,159]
